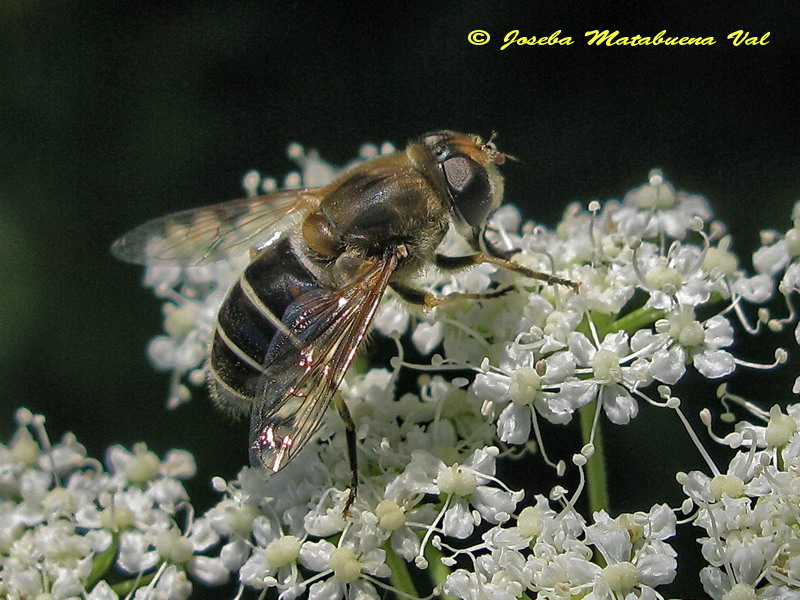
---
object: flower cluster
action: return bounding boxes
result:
[679,401,800,598]
[0,409,217,599]
[5,139,799,599]
[442,499,678,600]
[398,169,778,445]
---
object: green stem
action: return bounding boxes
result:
[579,404,609,514]
[110,569,159,595]
[384,545,418,598]
[604,306,665,335]
[86,534,118,588]
[425,543,455,600]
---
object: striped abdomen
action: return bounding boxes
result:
[208,237,319,413]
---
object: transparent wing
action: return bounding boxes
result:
[248,248,402,474]
[111,188,324,265]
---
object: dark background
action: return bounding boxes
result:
[2,2,798,597]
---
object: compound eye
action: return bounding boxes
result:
[442,156,492,227]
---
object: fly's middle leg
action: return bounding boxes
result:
[334,392,358,516]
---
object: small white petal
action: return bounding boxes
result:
[220,538,252,571]
[412,321,444,354]
[753,239,789,276]
[600,386,639,425]
[636,548,677,586]
[703,316,734,348]
[732,274,774,303]
[471,486,518,523]
[189,555,230,585]
[391,527,421,561]
[496,403,531,444]
[442,499,474,538]
[650,347,686,384]
[694,350,735,379]
[471,372,511,401]
[568,332,597,365]
[86,581,120,600]
[299,540,335,572]
[348,580,381,600]
[308,578,343,600]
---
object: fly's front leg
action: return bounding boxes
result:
[435,253,579,293]
[334,392,358,517]
[480,227,520,261]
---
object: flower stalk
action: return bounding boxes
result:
[384,545,418,598]
[579,403,610,514]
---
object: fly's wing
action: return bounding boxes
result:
[249,248,402,474]
[111,188,324,265]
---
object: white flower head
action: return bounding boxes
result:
[611,169,712,241]
[0,411,202,599]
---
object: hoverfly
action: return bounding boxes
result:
[112,130,577,512]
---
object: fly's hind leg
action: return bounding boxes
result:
[391,281,515,310]
[334,392,358,517]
